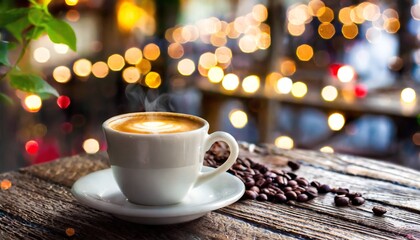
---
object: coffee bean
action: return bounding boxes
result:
[347,192,362,200]
[334,195,349,207]
[287,180,298,187]
[318,184,332,194]
[287,160,300,171]
[310,181,321,189]
[352,197,365,206]
[297,194,309,202]
[305,186,318,199]
[259,166,269,174]
[336,188,349,195]
[285,191,297,201]
[276,176,288,187]
[283,186,293,192]
[244,190,258,200]
[274,193,287,203]
[253,173,264,180]
[255,178,266,187]
[250,186,260,193]
[245,178,255,188]
[372,206,387,216]
[296,178,309,187]
[257,193,268,201]
[286,172,297,180]
[264,171,277,178]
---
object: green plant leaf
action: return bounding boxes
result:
[0,41,10,66]
[0,8,28,26]
[26,26,45,40]
[9,72,59,97]
[28,8,45,26]
[0,93,13,105]
[44,18,77,51]
[5,16,30,43]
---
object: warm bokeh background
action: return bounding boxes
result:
[0,0,419,172]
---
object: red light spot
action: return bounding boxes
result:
[25,140,39,155]
[354,84,368,98]
[57,96,71,109]
[329,63,342,78]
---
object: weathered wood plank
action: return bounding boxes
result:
[20,152,109,188]
[261,145,420,189]
[7,145,420,240]
[220,201,403,240]
[0,171,295,240]
[244,148,420,213]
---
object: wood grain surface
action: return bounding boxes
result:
[0,143,419,240]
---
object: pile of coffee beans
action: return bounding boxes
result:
[204,142,386,215]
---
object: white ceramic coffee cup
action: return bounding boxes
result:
[103,112,239,206]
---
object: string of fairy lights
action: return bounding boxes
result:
[18,0,420,157]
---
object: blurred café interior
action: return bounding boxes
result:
[0,0,419,171]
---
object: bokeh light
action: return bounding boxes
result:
[65,0,78,6]
[91,61,109,78]
[73,59,92,77]
[318,22,335,39]
[33,47,50,63]
[279,59,296,76]
[199,52,217,69]
[222,73,240,91]
[124,47,143,65]
[215,47,232,64]
[274,136,294,149]
[339,7,353,25]
[401,88,416,103]
[318,7,334,22]
[276,77,293,94]
[288,23,305,36]
[208,66,224,83]
[122,66,141,83]
[328,113,345,131]
[229,109,248,129]
[177,58,195,76]
[107,54,125,71]
[53,66,71,83]
[296,44,313,61]
[57,95,71,109]
[337,65,356,83]
[252,4,268,22]
[320,146,334,153]
[143,43,160,61]
[168,43,184,59]
[242,75,260,93]
[321,85,338,102]
[137,59,152,74]
[145,71,161,88]
[342,24,359,39]
[54,44,69,54]
[24,95,42,112]
[291,81,308,98]
[66,10,80,22]
[83,138,100,154]
[0,179,12,190]
[239,35,258,53]
[25,140,39,155]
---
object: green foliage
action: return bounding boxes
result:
[9,72,59,97]
[0,1,77,104]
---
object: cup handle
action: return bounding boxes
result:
[194,131,239,187]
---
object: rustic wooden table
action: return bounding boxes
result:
[1,143,419,239]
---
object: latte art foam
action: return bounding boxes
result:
[109,113,204,134]
[131,121,182,133]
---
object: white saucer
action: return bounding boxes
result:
[71,166,245,225]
